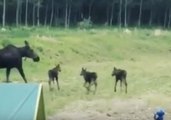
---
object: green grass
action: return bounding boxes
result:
[1,27,171,116]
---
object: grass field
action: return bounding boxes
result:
[1,27,171,118]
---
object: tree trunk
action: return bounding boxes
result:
[67,1,72,28]
[127,8,131,25]
[2,0,6,27]
[50,0,54,26]
[32,3,36,26]
[110,1,115,26]
[124,0,127,27]
[164,9,168,28]
[65,0,68,28]
[37,0,40,26]
[25,0,28,26]
[88,0,94,19]
[118,0,122,28]
[19,1,22,24]
[149,9,153,26]
[16,0,20,27]
[44,5,48,26]
[168,9,171,28]
[138,0,143,27]
[106,5,110,26]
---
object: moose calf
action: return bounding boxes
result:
[80,68,97,94]
[48,64,61,90]
[112,67,127,93]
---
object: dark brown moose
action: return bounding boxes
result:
[0,41,40,83]
[112,67,127,93]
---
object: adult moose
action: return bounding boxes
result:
[48,64,61,90]
[80,68,97,94]
[0,41,40,83]
[112,67,127,93]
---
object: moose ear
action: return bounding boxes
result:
[24,40,29,47]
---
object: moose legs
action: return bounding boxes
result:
[17,67,27,83]
[55,77,60,90]
[94,81,97,94]
[83,82,90,94]
[124,79,128,93]
[48,79,52,90]
[84,81,97,94]
[6,68,11,82]
[114,79,118,92]
[114,79,127,93]
[48,76,60,91]
[6,67,27,83]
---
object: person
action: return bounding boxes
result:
[154,108,165,120]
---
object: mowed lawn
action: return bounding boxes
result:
[0,27,171,116]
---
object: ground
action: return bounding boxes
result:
[1,28,171,119]
[48,98,171,120]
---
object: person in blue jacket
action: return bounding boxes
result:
[154,108,165,120]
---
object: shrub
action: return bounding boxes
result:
[1,40,11,47]
[77,18,93,29]
[36,46,43,53]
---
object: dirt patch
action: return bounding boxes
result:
[48,98,169,120]
[35,35,57,42]
[153,29,169,37]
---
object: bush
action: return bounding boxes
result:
[77,18,93,29]
[1,40,11,47]
[36,46,43,53]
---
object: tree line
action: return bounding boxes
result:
[1,0,171,28]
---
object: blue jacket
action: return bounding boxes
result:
[154,109,165,120]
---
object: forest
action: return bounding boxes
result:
[0,0,171,28]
